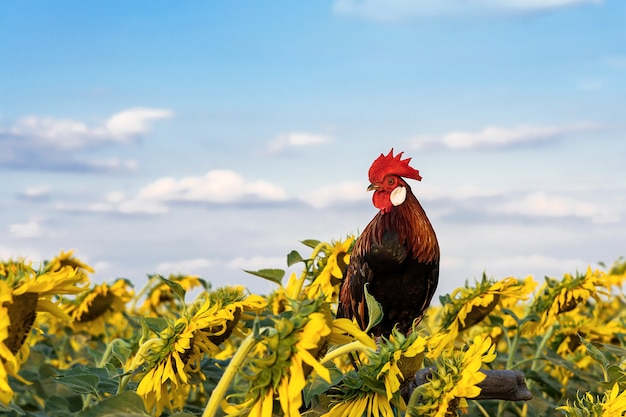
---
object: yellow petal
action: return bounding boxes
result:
[36,299,72,321]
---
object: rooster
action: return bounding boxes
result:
[338,149,439,337]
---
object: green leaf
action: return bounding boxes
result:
[54,373,99,395]
[76,392,150,417]
[301,239,321,249]
[607,364,626,385]
[45,395,73,417]
[158,275,187,301]
[54,366,120,396]
[303,366,344,406]
[580,337,609,369]
[243,268,285,285]
[287,250,304,267]
[363,283,383,333]
[524,369,562,399]
[0,401,26,415]
[111,339,133,366]
[139,316,169,334]
[487,314,504,327]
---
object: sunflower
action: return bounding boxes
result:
[408,335,497,417]
[131,286,266,416]
[306,237,354,303]
[556,383,626,416]
[43,250,94,276]
[223,294,373,417]
[434,274,534,356]
[323,391,395,417]
[67,278,134,337]
[546,304,626,390]
[323,326,427,417]
[135,274,208,317]
[594,258,626,291]
[0,280,20,405]
[268,272,307,314]
[526,267,603,335]
[0,255,88,405]
[225,302,333,417]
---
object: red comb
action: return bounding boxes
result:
[368,148,422,183]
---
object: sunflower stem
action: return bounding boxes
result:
[319,340,371,365]
[97,338,115,368]
[526,324,554,377]
[130,274,161,311]
[202,332,258,417]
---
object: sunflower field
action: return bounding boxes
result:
[1,238,626,417]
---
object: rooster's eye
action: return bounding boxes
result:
[387,177,395,186]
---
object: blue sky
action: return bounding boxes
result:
[1,0,625,297]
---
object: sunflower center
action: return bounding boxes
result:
[207,307,242,346]
[77,292,115,322]
[459,294,501,331]
[4,292,38,354]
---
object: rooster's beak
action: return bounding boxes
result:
[367,183,381,191]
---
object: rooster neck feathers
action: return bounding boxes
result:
[357,189,439,263]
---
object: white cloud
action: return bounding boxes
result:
[332,0,602,21]
[488,191,621,223]
[55,191,168,215]
[105,108,173,141]
[137,170,290,204]
[302,181,369,208]
[411,123,599,151]
[9,218,43,238]
[267,132,332,154]
[227,255,287,270]
[155,258,215,275]
[84,158,140,172]
[92,261,113,274]
[20,186,51,200]
[467,254,591,277]
[0,107,172,150]
[0,245,42,262]
[55,170,290,215]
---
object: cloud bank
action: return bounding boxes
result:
[411,123,600,151]
[0,108,172,172]
[137,170,290,204]
[56,170,291,215]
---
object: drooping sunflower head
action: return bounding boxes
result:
[440,274,534,333]
[131,286,267,416]
[225,296,335,417]
[408,335,497,417]
[0,280,20,405]
[136,274,208,317]
[186,286,267,353]
[306,237,355,303]
[44,250,94,275]
[1,256,90,357]
[324,325,426,416]
[68,279,134,336]
[526,267,603,335]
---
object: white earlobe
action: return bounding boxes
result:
[390,186,406,206]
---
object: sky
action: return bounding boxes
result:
[1,0,625,299]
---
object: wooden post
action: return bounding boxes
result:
[402,367,532,402]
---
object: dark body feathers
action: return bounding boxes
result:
[338,187,439,336]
